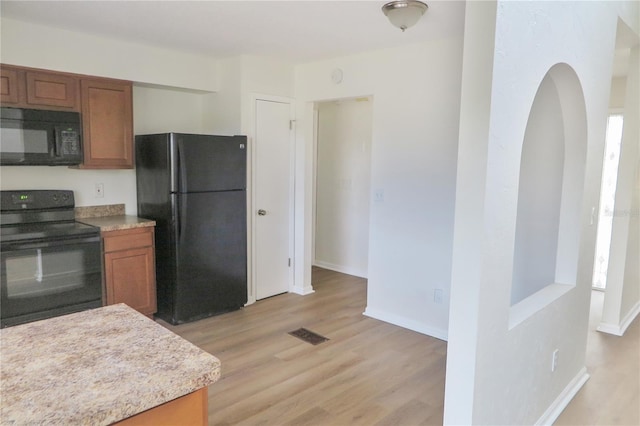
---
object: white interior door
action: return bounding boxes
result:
[254,98,293,300]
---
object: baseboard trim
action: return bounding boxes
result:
[535,367,590,426]
[597,300,640,336]
[313,261,367,279]
[363,307,448,341]
[290,285,315,296]
[619,300,640,334]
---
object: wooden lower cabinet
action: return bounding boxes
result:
[113,387,208,426]
[103,227,157,317]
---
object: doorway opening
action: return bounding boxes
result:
[313,97,373,279]
[592,114,624,290]
[593,18,639,336]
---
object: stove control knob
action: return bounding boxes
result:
[52,195,58,202]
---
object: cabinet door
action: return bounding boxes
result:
[0,67,22,105]
[80,78,133,169]
[105,246,157,316]
[114,388,208,426]
[25,71,79,110]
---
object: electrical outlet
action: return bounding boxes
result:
[434,289,443,304]
[551,349,559,372]
[374,189,384,202]
[95,183,104,198]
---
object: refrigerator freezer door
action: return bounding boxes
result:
[174,134,246,193]
[136,133,172,208]
[172,191,247,323]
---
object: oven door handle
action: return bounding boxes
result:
[1,235,100,251]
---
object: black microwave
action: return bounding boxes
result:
[0,107,83,166]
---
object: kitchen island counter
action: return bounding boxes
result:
[0,304,220,425]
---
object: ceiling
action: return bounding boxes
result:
[0,0,467,64]
[1,1,633,76]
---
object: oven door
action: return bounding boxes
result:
[1,234,103,327]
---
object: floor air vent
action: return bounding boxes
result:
[288,328,329,345]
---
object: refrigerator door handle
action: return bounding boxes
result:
[169,134,179,193]
[178,201,187,243]
[171,194,183,243]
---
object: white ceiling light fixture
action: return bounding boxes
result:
[381,0,429,32]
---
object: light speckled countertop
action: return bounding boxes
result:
[0,304,221,425]
[75,204,155,231]
[77,215,156,232]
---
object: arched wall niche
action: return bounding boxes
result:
[510,63,588,315]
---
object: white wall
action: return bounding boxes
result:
[239,55,295,136]
[0,167,136,211]
[610,76,628,109]
[295,37,464,340]
[133,85,207,135]
[203,57,243,136]
[205,55,295,137]
[315,99,372,278]
[444,1,639,425]
[0,17,218,91]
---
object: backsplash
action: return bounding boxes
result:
[75,204,125,218]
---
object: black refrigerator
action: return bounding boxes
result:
[135,133,247,324]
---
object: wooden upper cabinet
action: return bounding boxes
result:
[1,64,135,169]
[25,71,79,109]
[80,78,133,169]
[0,67,22,105]
[1,65,80,111]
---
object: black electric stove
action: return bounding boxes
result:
[0,190,103,327]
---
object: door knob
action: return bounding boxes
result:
[258,209,267,216]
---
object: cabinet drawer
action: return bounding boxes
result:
[103,228,153,252]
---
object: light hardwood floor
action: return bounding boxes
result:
[555,290,640,426]
[160,267,446,425]
[160,268,639,425]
